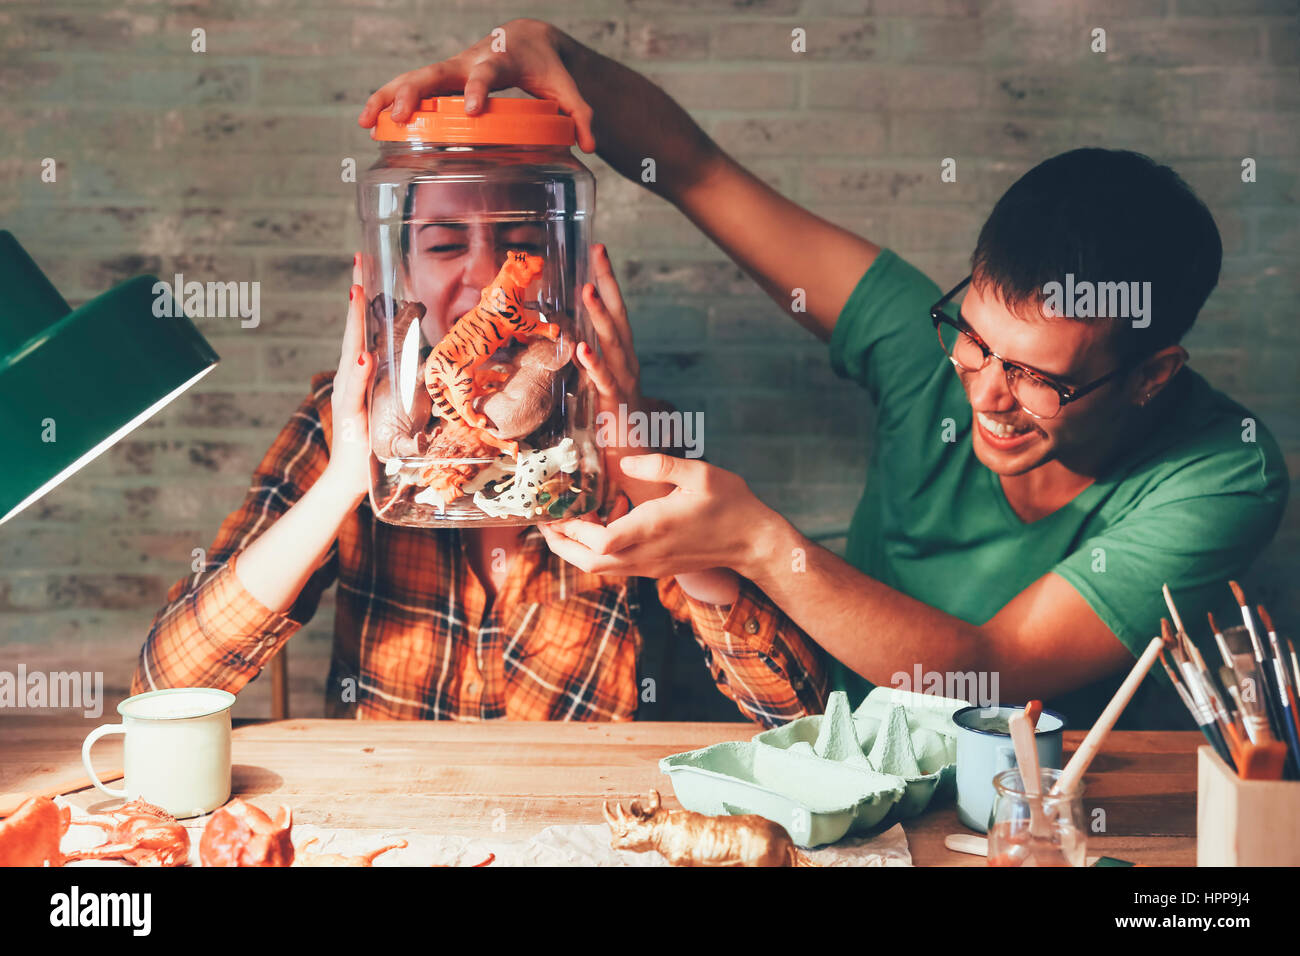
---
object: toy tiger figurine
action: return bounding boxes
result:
[423,250,560,456]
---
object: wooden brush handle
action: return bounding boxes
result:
[944,833,1101,866]
[1025,699,1043,729]
[1010,712,1050,838]
[1054,636,1164,795]
[944,833,989,857]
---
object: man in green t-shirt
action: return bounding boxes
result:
[367,22,1289,728]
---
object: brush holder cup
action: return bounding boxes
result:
[1197,745,1300,865]
[358,97,604,527]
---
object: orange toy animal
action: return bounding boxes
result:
[294,837,408,867]
[412,417,506,506]
[0,796,70,867]
[63,799,190,867]
[199,799,294,867]
[423,250,559,457]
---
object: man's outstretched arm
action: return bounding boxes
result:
[541,456,1137,703]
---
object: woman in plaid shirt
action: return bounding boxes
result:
[131,217,826,725]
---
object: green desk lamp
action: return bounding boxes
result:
[0,230,219,525]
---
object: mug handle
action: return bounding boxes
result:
[82,724,128,799]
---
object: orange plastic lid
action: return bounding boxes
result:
[371,96,576,146]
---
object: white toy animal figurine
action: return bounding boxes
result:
[474,438,580,519]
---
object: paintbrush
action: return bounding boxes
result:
[1009,710,1048,838]
[1162,583,1187,638]
[1052,635,1167,797]
[1164,584,1210,709]
[1228,581,1288,748]
[1160,619,1211,736]
[1207,611,1236,671]
[1183,628,1242,768]
[1165,619,1235,768]
[1162,643,1234,763]
[1158,638,1198,716]
[1258,605,1298,700]
[944,833,1103,866]
[1185,624,1222,707]
[1024,699,1043,730]
[1205,615,1249,767]
[1161,589,1233,750]
[1230,581,1268,659]
[1162,584,1228,705]
[1218,665,1250,743]
[1214,626,1290,780]
[1181,627,1234,727]
[1289,636,1300,703]
[1214,613,1273,745]
[1257,604,1300,777]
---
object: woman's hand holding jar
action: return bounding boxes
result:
[324,253,376,502]
[547,244,745,607]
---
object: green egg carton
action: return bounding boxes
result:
[659,740,907,847]
[755,688,965,827]
[659,688,969,847]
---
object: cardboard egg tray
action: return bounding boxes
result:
[660,688,968,847]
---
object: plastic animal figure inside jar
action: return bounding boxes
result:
[367,258,577,510]
[422,249,560,458]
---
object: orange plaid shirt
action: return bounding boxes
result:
[130,372,828,724]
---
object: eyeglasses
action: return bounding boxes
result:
[929,276,1131,420]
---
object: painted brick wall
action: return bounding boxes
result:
[1,0,1296,721]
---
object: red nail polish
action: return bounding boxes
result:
[349,285,357,301]
[357,353,366,366]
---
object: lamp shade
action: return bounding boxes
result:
[0,231,220,525]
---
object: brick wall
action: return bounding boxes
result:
[1,0,1296,720]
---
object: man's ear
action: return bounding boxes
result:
[1127,345,1188,406]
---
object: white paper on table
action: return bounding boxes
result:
[55,798,911,867]
[280,821,910,866]
[512,822,912,867]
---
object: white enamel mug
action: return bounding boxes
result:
[82,687,235,819]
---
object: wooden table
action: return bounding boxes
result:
[1,718,1201,865]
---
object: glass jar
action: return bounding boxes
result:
[986,768,1087,867]
[357,96,603,527]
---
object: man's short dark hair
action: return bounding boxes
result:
[970,148,1222,361]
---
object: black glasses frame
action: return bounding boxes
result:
[929,275,1132,420]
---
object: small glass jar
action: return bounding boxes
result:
[357,96,604,527]
[987,768,1087,867]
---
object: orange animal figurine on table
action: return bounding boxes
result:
[63,798,190,867]
[603,790,814,867]
[294,837,408,867]
[0,796,71,867]
[199,798,294,867]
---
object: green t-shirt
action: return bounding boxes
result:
[828,249,1289,730]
